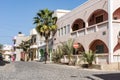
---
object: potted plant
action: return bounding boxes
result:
[81,50,95,68]
[61,39,74,65]
[52,46,64,63]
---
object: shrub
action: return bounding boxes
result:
[82,50,95,67]
[52,46,64,63]
[61,39,74,65]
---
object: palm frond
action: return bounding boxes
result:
[82,50,95,65]
[33,8,58,53]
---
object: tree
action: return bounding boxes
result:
[19,40,31,61]
[61,39,74,64]
[52,46,64,63]
[33,8,57,54]
[19,40,30,52]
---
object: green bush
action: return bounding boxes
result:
[52,39,74,64]
[52,46,64,63]
[61,39,74,65]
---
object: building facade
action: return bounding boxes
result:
[30,28,54,61]
[30,28,40,60]
[13,32,28,61]
[2,44,13,61]
[53,0,120,64]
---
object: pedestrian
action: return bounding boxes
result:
[0,52,3,61]
[12,51,16,61]
[44,51,48,64]
[12,55,15,62]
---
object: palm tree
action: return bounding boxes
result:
[52,46,64,63]
[82,50,95,67]
[33,8,57,54]
[19,40,30,52]
[19,40,31,61]
[61,39,74,64]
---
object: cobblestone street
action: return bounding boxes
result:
[0,61,120,80]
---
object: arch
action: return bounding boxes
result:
[40,49,44,57]
[113,8,120,20]
[71,18,85,31]
[114,43,120,53]
[88,9,108,26]
[89,39,108,53]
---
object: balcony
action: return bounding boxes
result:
[30,43,38,49]
[71,21,108,38]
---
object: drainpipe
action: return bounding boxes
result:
[108,0,113,63]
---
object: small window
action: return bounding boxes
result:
[64,26,66,35]
[96,45,104,53]
[61,28,63,36]
[34,38,36,43]
[58,29,60,36]
[96,15,103,23]
[67,24,70,33]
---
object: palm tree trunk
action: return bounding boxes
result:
[46,38,49,54]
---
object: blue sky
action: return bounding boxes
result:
[0,0,87,45]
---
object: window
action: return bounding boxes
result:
[14,40,16,44]
[67,24,70,33]
[96,45,104,53]
[96,15,103,23]
[33,38,36,43]
[61,28,63,36]
[33,35,36,43]
[64,26,66,35]
[58,29,60,37]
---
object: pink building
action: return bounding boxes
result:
[53,0,120,64]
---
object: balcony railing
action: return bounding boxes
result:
[71,21,108,38]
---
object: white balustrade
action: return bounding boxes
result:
[70,21,108,38]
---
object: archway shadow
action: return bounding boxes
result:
[85,73,120,80]
[93,73,120,80]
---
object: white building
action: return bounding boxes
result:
[53,0,120,65]
[2,44,13,61]
[3,44,13,51]
[13,32,27,61]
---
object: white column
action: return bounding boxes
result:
[108,0,114,63]
[36,49,38,60]
[85,22,88,34]
[50,50,52,63]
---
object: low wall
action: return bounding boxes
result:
[61,54,108,65]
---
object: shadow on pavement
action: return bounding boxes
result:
[85,76,95,80]
[0,60,10,66]
[93,73,120,80]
